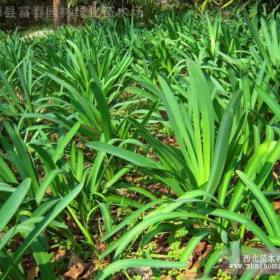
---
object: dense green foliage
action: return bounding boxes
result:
[0,3,280,279]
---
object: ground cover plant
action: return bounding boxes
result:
[0,1,280,279]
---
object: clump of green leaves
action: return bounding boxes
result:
[0,3,280,280]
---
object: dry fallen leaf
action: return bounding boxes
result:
[27,266,39,280]
[161,276,172,280]
[52,249,67,262]
[274,201,280,216]
[273,171,278,181]
[183,270,197,280]
[63,253,87,280]
[67,253,86,269]
[79,264,96,279]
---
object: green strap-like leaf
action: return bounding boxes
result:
[97,259,186,280]
[0,178,31,233]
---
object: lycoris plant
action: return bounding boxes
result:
[0,3,279,279]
